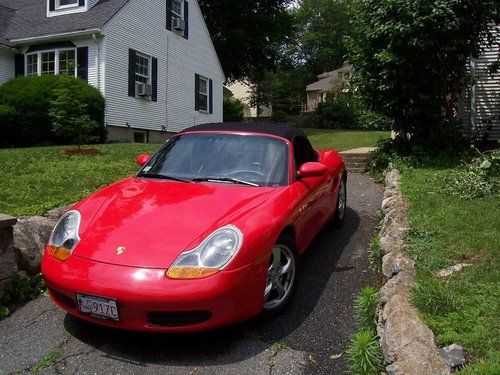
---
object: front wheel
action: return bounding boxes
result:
[262,236,299,315]
[332,175,347,227]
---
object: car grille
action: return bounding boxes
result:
[147,311,212,327]
[48,287,76,309]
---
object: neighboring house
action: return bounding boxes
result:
[226,81,272,120]
[458,24,500,142]
[0,0,224,143]
[303,63,353,113]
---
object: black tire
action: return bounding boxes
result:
[262,235,300,316]
[332,174,347,227]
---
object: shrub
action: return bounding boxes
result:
[223,97,245,122]
[270,109,289,123]
[0,273,45,318]
[305,98,357,129]
[346,329,384,375]
[0,75,105,147]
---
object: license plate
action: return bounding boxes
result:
[76,293,120,321]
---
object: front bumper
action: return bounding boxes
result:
[41,252,268,332]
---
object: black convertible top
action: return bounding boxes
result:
[181,122,319,165]
[182,122,306,143]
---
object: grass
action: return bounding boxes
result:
[301,129,389,151]
[0,143,158,216]
[0,129,389,217]
[402,166,500,373]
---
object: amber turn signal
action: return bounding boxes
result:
[166,267,219,280]
[48,245,72,262]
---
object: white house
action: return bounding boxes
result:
[0,0,224,142]
[226,80,272,120]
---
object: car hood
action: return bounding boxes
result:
[73,177,277,268]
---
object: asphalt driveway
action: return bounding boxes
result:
[0,173,382,375]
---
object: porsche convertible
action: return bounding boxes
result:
[41,123,347,332]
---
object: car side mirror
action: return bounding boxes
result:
[136,154,151,166]
[298,162,328,178]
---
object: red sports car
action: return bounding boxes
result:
[42,123,347,332]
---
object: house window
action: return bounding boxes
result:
[26,54,38,76]
[135,54,150,84]
[198,76,208,111]
[26,49,77,77]
[57,0,79,9]
[134,132,146,143]
[41,52,56,75]
[172,0,183,19]
[59,50,76,75]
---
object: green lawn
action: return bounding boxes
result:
[402,167,499,373]
[0,129,389,217]
[301,128,389,151]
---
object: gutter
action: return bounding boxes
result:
[9,29,101,45]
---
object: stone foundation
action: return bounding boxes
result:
[106,125,174,144]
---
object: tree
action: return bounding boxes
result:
[198,0,293,82]
[293,0,353,73]
[247,0,354,115]
[223,97,245,122]
[50,88,100,149]
[348,0,499,150]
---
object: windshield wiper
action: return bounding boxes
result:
[192,176,260,187]
[138,173,192,183]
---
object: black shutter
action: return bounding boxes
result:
[77,47,88,82]
[15,54,25,77]
[79,0,85,6]
[49,0,55,11]
[166,0,172,30]
[183,1,189,39]
[151,57,158,102]
[128,49,136,97]
[209,79,213,114]
[195,73,200,110]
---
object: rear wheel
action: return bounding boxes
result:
[332,174,347,227]
[262,236,299,315]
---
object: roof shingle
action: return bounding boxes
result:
[0,0,129,42]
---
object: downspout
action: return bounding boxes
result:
[92,33,100,91]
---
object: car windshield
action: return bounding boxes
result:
[138,133,289,187]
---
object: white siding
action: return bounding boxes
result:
[74,37,104,92]
[101,0,224,133]
[0,49,15,85]
[460,24,500,141]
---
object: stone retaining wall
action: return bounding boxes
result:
[377,167,450,375]
[0,214,18,286]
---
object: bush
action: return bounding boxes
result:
[223,97,245,122]
[304,97,392,131]
[0,75,105,147]
[270,109,289,123]
[304,98,357,129]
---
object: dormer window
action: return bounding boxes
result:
[57,0,79,9]
[48,0,87,17]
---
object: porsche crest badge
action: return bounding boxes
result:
[116,246,126,255]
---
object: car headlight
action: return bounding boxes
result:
[166,225,243,279]
[48,210,81,262]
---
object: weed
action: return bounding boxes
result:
[0,273,46,318]
[31,349,61,374]
[354,286,380,331]
[410,272,457,316]
[346,329,383,375]
[367,236,383,282]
